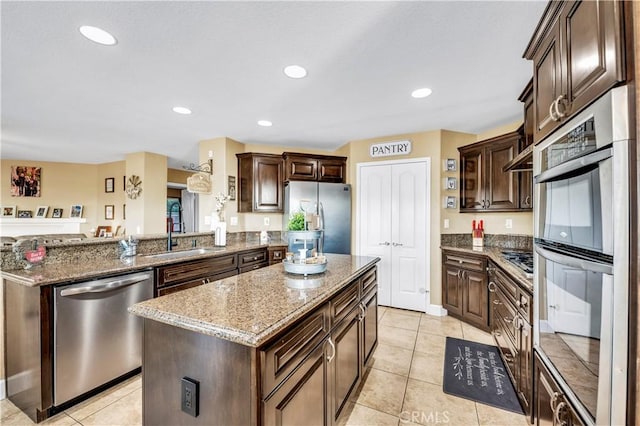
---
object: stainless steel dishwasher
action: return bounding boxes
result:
[53,270,153,406]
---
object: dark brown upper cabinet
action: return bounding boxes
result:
[459,131,528,212]
[236,153,284,213]
[524,0,625,144]
[283,152,347,183]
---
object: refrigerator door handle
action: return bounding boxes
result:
[319,201,325,253]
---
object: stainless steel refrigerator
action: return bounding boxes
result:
[283,182,351,254]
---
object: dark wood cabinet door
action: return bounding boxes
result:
[284,155,318,181]
[561,0,624,120]
[485,136,518,211]
[255,156,284,212]
[534,354,557,426]
[462,269,489,330]
[459,147,483,211]
[330,307,361,422]
[361,290,378,367]
[443,265,464,316]
[533,24,563,143]
[237,153,284,213]
[263,343,328,426]
[318,158,346,183]
[518,319,532,417]
[520,170,533,210]
[521,80,535,149]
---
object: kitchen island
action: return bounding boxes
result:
[129,253,379,426]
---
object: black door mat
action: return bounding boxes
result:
[443,337,523,414]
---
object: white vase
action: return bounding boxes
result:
[214,221,226,246]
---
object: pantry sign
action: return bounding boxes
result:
[369,140,412,158]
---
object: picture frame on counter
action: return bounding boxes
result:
[70,204,83,218]
[445,196,457,209]
[52,208,63,218]
[2,206,16,217]
[36,206,49,218]
[105,204,114,220]
[105,177,115,193]
[95,225,111,238]
[17,210,33,218]
[445,158,457,171]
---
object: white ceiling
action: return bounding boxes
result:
[1,1,547,169]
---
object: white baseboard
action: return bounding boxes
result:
[426,304,447,317]
[0,379,6,400]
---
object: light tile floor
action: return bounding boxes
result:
[0,307,529,426]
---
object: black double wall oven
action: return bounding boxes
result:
[533,86,631,425]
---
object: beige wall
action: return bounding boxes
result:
[1,160,99,235]
[96,161,126,236]
[125,152,168,235]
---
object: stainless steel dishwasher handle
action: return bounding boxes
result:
[60,274,151,297]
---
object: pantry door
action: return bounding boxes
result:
[357,159,430,312]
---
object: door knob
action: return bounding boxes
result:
[392,242,403,247]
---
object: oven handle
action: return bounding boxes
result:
[534,245,613,275]
[534,147,612,184]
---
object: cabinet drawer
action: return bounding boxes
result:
[518,290,532,323]
[444,252,486,272]
[493,288,518,345]
[268,246,286,265]
[238,248,268,267]
[361,267,377,295]
[156,269,238,297]
[494,318,517,379]
[239,262,268,274]
[331,283,359,326]
[261,303,329,397]
[157,254,237,287]
[492,266,519,303]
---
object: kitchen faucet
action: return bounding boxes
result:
[167,218,178,251]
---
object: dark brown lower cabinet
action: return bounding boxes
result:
[263,343,328,426]
[488,262,533,418]
[534,352,585,426]
[442,250,488,331]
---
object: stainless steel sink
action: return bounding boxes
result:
[143,247,225,260]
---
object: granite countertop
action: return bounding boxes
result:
[129,254,380,347]
[441,245,533,292]
[0,241,286,287]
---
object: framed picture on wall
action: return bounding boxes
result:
[445,159,457,171]
[17,210,33,218]
[105,177,115,193]
[228,176,236,200]
[105,205,114,220]
[445,196,457,209]
[52,208,63,218]
[446,177,457,190]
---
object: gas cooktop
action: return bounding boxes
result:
[501,250,534,278]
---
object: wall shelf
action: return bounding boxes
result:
[0,218,87,237]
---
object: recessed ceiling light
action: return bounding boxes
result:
[257,120,273,127]
[172,106,192,115]
[283,65,307,79]
[79,25,117,46]
[411,87,432,98]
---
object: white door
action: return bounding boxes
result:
[357,159,429,312]
[358,165,392,305]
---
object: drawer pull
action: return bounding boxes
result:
[358,303,366,321]
[493,299,501,305]
[504,316,513,324]
[488,282,497,292]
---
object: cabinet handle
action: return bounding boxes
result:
[358,303,366,321]
[550,391,562,413]
[493,330,502,337]
[493,299,501,305]
[504,316,513,324]
[520,297,529,308]
[524,195,531,206]
[554,401,568,426]
[488,282,497,292]
[555,95,568,118]
[326,337,336,363]
[486,200,490,208]
[549,99,560,122]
